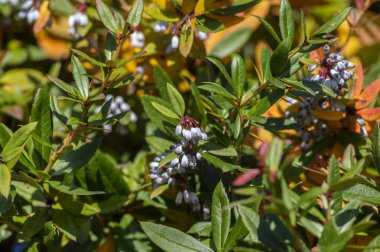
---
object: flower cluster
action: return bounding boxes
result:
[95,95,137,134]
[68,11,88,38]
[308,45,355,94]
[149,115,208,213]
[18,0,39,24]
[130,31,145,48]
[287,45,357,149]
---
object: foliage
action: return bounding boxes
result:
[0,0,380,251]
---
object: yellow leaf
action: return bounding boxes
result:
[310,110,346,121]
[182,0,197,14]
[33,1,51,34]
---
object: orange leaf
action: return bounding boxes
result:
[310,109,346,121]
[355,79,380,110]
[352,61,364,99]
[35,30,69,60]
[33,1,51,34]
[356,107,380,121]
[310,48,324,63]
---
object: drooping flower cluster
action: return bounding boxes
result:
[287,45,357,149]
[18,0,39,24]
[95,94,137,134]
[68,11,88,38]
[308,45,355,94]
[149,115,208,212]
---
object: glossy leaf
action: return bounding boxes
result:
[96,0,119,33]
[127,0,144,27]
[231,54,246,98]
[0,164,10,198]
[212,181,231,251]
[167,83,185,116]
[31,88,52,168]
[311,7,352,38]
[141,222,213,252]
[279,0,294,46]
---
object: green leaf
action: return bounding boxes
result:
[141,222,213,252]
[154,66,174,101]
[167,83,185,116]
[364,234,380,252]
[158,151,177,168]
[311,7,352,38]
[212,181,231,251]
[206,57,233,84]
[0,164,10,198]
[187,222,212,237]
[2,122,37,168]
[224,216,248,251]
[270,38,289,76]
[250,116,299,130]
[60,197,100,216]
[86,151,130,195]
[238,205,260,241]
[71,55,89,100]
[48,75,77,97]
[265,138,283,173]
[253,15,281,43]
[261,46,271,83]
[179,27,194,58]
[279,0,294,46]
[301,10,308,40]
[203,152,240,172]
[51,139,101,175]
[209,28,252,59]
[46,181,105,195]
[52,210,78,241]
[231,54,246,98]
[71,49,106,67]
[281,78,315,95]
[372,123,380,174]
[21,209,46,239]
[211,0,260,15]
[151,101,180,119]
[195,15,224,33]
[127,0,144,27]
[105,32,117,61]
[343,183,380,206]
[248,89,286,116]
[198,82,236,100]
[31,89,52,168]
[96,0,119,33]
[201,143,238,156]
[150,184,169,199]
[50,0,76,15]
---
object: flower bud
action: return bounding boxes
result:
[175,191,183,205]
[307,64,317,72]
[323,45,330,54]
[171,35,179,49]
[175,125,182,135]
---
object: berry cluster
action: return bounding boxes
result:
[68,11,88,38]
[308,45,355,94]
[287,45,357,149]
[95,95,137,134]
[149,116,208,213]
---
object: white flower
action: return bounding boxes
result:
[175,191,183,205]
[130,31,145,48]
[171,35,179,49]
[175,125,182,135]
